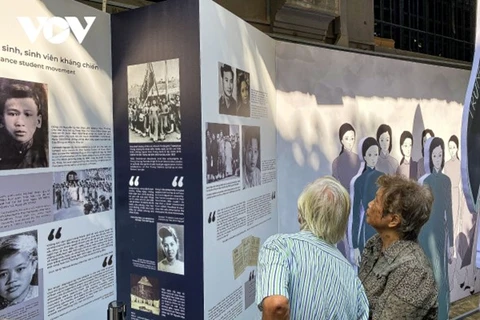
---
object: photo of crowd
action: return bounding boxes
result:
[0,77,49,170]
[53,167,113,221]
[128,59,181,143]
[205,122,240,184]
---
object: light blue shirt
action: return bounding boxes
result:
[256,231,369,319]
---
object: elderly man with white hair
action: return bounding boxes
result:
[256,176,369,320]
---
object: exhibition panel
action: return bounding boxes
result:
[0,0,115,319]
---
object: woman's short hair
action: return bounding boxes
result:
[297,176,350,244]
[158,226,179,244]
[377,175,433,240]
[237,71,249,92]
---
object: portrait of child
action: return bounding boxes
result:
[0,231,39,310]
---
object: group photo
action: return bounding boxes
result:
[52,167,113,221]
[128,59,181,143]
[205,122,241,184]
[0,77,49,170]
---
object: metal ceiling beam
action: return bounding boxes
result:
[78,0,154,10]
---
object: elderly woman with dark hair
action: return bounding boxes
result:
[359,174,438,320]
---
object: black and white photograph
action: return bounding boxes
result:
[130,274,160,315]
[128,59,181,143]
[53,167,113,221]
[236,68,250,117]
[0,77,49,170]
[218,62,250,118]
[0,230,39,310]
[157,223,184,276]
[205,122,240,184]
[242,125,261,189]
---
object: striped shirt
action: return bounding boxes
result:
[256,231,369,319]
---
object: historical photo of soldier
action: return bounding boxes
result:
[157,224,184,275]
[127,59,181,143]
[0,77,48,170]
[0,230,39,310]
[205,122,240,184]
[130,274,160,315]
[52,167,113,221]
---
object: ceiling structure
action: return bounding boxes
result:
[74,0,472,69]
[76,0,158,13]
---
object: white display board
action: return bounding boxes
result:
[0,0,115,318]
[200,0,277,319]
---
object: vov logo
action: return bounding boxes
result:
[17,16,96,44]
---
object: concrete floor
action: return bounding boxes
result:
[450,293,480,319]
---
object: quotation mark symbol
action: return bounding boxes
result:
[102,255,113,268]
[129,176,140,186]
[172,176,184,188]
[48,227,62,241]
[208,211,216,224]
[271,191,276,200]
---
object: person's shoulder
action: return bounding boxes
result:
[264,233,289,245]
[158,259,167,269]
[30,285,39,296]
[262,233,300,250]
[391,244,438,299]
[406,242,436,271]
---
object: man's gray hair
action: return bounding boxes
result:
[297,176,350,244]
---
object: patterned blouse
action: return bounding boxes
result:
[358,235,438,320]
